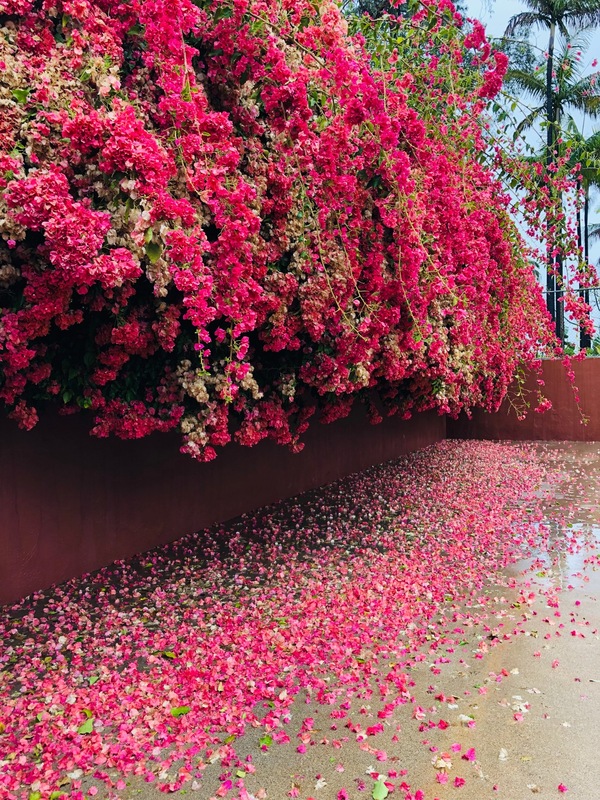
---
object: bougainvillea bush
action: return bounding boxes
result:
[0,0,558,460]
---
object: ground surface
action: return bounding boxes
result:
[1,441,599,800]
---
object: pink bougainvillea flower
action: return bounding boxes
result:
[0,0,584,462]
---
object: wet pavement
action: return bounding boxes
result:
[2,441,600,800]
[122,444,600,800]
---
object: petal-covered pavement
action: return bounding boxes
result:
[1,440,599,800]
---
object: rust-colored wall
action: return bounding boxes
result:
[0,408,445,606]
[448,359,600,442]
[4,360,594,606]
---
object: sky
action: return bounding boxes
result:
[465,0,527,35]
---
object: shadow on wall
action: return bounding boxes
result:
[0,407,445,606]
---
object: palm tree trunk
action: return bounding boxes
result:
[580,187,592,349]
[545,21,560,337]
[577,179,583,252]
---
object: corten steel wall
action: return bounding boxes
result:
[448,359,600,442]
[0,408,445,606]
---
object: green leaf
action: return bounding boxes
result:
[161,650,176,659]
[259,734,273,748]
[235,770,246,778]
[82,708,93,719]
[62,390,73,404]
[170,705,190,718]
[372,779,389,800]
[214,6,233,20]
[145,241,163,263]
[12,88,30,104]
[88,676,99,686]
[181,78,192,102]
[77,718,94,735]
[223,734,236,744]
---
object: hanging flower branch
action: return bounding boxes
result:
[0,0,570,459]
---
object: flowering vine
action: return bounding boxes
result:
[0,0,572,459]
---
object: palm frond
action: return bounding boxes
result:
[514,106,546,137]
[504,68,547,101]
[559,128,600,188]
[557,71,600,117]
[564,8,600,32]
[557,19,571,38]
[579,130,600,152]
[504,11,551,37]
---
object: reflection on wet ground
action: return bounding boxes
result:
[1,441,600,800]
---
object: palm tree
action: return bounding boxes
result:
[505,0,600,340]
[506,36,600,344]
[505,2,600,159]
[506,38,600,138]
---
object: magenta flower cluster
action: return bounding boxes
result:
[0,0,554,459]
